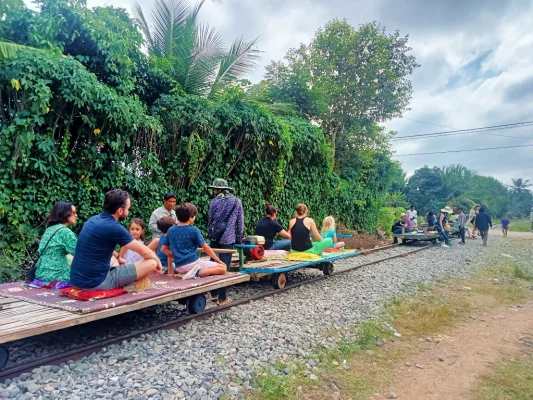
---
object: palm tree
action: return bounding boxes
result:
[133,0,261,97]
[440,164,474,200]
[507,178,532,194]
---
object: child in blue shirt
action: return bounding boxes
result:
[162,202,226,280]
[156,216,176,273]
[321,216,345,249]
[501,215,510,237]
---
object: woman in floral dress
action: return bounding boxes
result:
[35,201,78,283]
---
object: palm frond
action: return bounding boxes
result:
[182,23,224,95]
[132,3,156,54]
[0,41,29,61]
[210,36,262,96]
[134,0,191,57]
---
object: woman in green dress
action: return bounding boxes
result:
[35,201,78,282]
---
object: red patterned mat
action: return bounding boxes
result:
[0,273,241,314]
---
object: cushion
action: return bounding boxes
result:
[284,252,321,262]
[60,287,127,302]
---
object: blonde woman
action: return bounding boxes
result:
[468,204,480,239]
[321,216,346,249]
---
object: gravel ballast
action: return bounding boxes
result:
[0,236,518,399]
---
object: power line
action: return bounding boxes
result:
[395,143,533,157]
[402,117,455,130]
[391,120,533,141]
[392,125,533,141]
[399,118,531,141]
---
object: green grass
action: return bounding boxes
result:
[509,219,531,232]
[513,264,533,281]
[493,218,531,232]
[474,354,533,400]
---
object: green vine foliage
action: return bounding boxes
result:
[0,2,399,282]
[0,53,392,281]
[0,49,162,281]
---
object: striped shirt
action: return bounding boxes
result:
[456,212,467,228]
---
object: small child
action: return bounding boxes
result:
[501,214,510,237]
[410,217,418,229]
[162,202,227,280]
[120,218,159,264]
[321,216,345,249]
[156,216,177,273]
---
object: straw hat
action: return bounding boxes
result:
[441,206,453,213]
[400,212,407,217]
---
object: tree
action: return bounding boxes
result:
[440,164,474,201]
[263,20,419,164]
[405,166,446,214]
[507,178,532,194]
[133,0,261,97]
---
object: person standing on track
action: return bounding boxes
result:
[435,206,453,248]
[456,207,467,245]
[475,206,492,246]
[207,178,244,305]
[468,204,480,239]
[149,193,178,239]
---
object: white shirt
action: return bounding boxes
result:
[149,206,177,238]
[407,209,417,220]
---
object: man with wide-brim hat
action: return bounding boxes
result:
[206,178,244,306]
[207,178,234,191]
[435,206,453,248]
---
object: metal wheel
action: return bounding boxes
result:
[431,239,437,244]
[401,238,408,244]
[271,273,287,289]
[187,294,207,314]
[0,346,8,370]
[322,262,334,276]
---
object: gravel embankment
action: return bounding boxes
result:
[0,236,514,399]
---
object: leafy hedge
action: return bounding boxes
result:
[0,50,393,282]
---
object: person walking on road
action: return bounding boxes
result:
[475,206,492,246]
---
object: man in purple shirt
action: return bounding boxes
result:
[402,213,412,232]
[206,178,244,305]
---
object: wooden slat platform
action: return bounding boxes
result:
[0,274,249,344]
[242,250,361,277]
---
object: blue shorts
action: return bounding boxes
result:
[91,264,137,290]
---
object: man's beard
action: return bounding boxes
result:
[118,215,127,221]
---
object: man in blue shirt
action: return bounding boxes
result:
[70,189,162,290]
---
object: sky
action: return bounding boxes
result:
[34,0,533,186]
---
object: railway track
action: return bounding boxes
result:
[0,243,432,380]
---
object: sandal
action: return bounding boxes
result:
[209,295,219,302]
[217,297,233,306]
